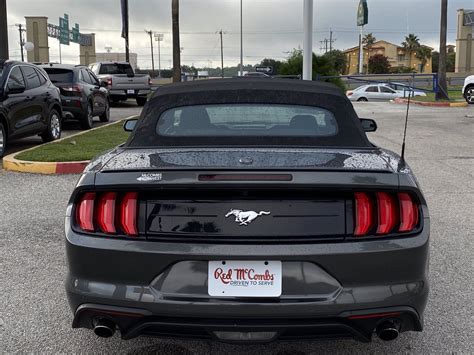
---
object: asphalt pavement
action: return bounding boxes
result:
[0,102,473,354]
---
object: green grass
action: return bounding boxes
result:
[16,121,131,162]
[412,87,465,102]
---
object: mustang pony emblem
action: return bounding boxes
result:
[225,209,271,226]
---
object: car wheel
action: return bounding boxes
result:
[357,97,368,102]
[99,100,110,122]
[465,86,474,104]
[81,102,94,130]
[0,121,6,158]
[41,109,62,143]
[136,97,147,106]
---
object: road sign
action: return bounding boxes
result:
[59,14,69,45]
[72,23,80,43]
[357,0,368,26]
[255,66,273,74]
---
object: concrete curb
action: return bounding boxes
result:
[2,116,136,175]
[393,98,469,107]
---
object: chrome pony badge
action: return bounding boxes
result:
[137,173,163,182]
[225,209,270,226]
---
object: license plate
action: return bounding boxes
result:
[208,260,282,297]
[127,89,135,94]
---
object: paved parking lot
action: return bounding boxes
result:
[0,102,472,354]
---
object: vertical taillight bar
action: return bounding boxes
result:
[96,192,117,234]
[354,192,373,236]
[398,193,418,232]
[76,192,96,232]
[119,192,138,237]
[376,192,397,235]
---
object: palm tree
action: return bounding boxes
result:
[437,0,449,100]
[363,33,376,73]
[402,34,421,70]
[172,0,181,83]
[415,46,433,73]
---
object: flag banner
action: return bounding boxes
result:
[121,0,129,39]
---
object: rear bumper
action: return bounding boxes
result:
[65,218,429,341]
[61,97,86,119]
[109,89,151,99]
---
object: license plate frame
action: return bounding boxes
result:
[208,260,282,298]
[127,89,135,95]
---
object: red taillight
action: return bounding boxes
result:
[119,193,138,237]
[75,192,138,237]
[76,193,96,232]
[354,192,373,236]
[347,91,353,96]
[96,192,117,234]
[62,84,82,93]
[376,192,397,235]
[398,193,418,232]
[106,78,113,87]
[354,192,420,237]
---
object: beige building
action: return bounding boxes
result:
[455,9,473,73]
[343,40,433,75]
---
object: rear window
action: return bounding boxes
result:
[99,63,134,75]
[157,104,338,138]
[43,68,74,83]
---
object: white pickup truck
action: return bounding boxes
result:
[89,62,152,106]
[463,75,474,104]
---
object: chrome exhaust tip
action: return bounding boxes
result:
[93,318,116,338]
[376,321,400,341]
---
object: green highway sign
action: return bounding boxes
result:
[357,0,368,26]
[72,23,80,43]
[59,13,69,45]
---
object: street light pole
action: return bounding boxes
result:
[0,0,9,60]
[303,0,313,80]
[145,30,155,78]
[240,0,243,76]
[155,33,163,78]
[16,24,25,61]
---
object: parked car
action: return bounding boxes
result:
[88,62,152,106]
[66,79,429,343]
[347,84,403,102]
[0,60,62,158]
[462,75,474,104]
[382,82,427,97]
[41,64,110,130]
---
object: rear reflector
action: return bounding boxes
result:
[354,191,420,237]
[376,192,397,235]
[96,192,117,234]
[398,193,418,232]
[75,192,138,237]
[119,193,138,237]
[76,192,96,232]
[354,192,373,236]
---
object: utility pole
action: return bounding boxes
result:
[218,29,225,78]
[154,33,163,78]
[0,0,8,60]
[172,0,181,82]
[329,29,333,52]
[16,24,26,61]
[303,0,314,80]
[436,0,449,100]
[240,0,243,76]
[145,30,155,78]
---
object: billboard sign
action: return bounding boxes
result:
[357,0,368,26]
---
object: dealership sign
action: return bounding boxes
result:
[357,0,368,26]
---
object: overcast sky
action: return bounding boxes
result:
[6,0,473,68]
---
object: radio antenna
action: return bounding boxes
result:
[400,78,413,164]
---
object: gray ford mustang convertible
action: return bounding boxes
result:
[65,79,429,343]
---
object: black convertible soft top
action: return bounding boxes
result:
[131,79,372,148]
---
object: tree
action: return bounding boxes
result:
[436,0,449,100]
[447,52,456,72]
[362,33,376,46]
[322,50,347,74]
[368,54,391,74]
[172,0,181,83]
[402,33,421,70]
[415,46,433,73]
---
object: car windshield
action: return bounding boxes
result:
[99,63,134,76]
[43,68,74,83]
[157,104,338,138]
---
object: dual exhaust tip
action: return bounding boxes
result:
[93,318,116,338]
[376,320,400,341]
